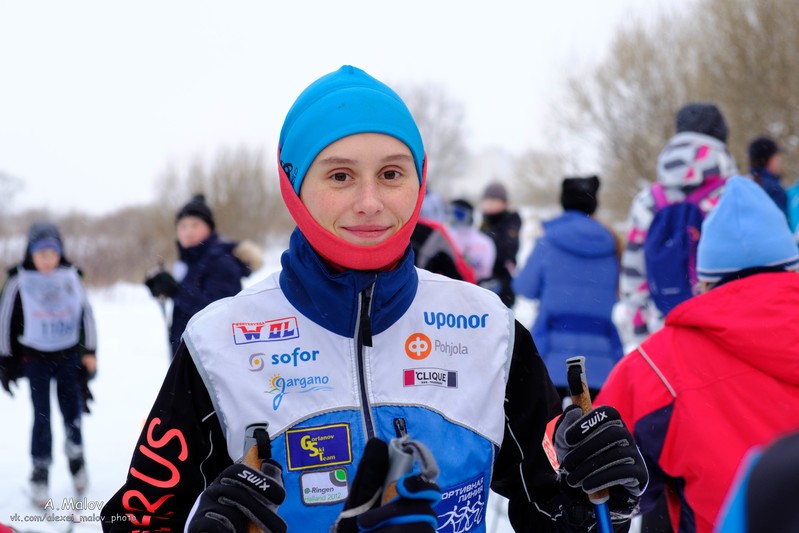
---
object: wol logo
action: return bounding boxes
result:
[232,317,300,345]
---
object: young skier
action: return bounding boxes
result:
[0,221,98,505]
[144,194,263,356]
[102,65,646,533]
[598,176,799,533]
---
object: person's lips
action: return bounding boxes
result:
[342,224,393,240]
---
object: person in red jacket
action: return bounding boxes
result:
[596,175,799,533]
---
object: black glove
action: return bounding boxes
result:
[554,404,648,517]
[188,460,287,533]
[332,438,441,533]
[0,357,20,397]
[78,366,94,414]
[144,270,180,298]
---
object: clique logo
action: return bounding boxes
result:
[405,332,432,360]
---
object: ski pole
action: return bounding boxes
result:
[565,356,613,533]
[242,423,272,533]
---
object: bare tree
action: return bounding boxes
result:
[395,83,470,197]
[153,145,293,245]
[559,0,799,221]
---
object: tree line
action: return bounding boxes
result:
[1,0,795,286]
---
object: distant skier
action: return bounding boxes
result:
[0,221,97,506]
[144,194,263,356]
[513,175,623,400]
[619,102,738,346]
[479,182,522,307]
[447,198,496,282]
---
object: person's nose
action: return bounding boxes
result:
[353,178,383,215]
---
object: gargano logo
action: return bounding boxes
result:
[232,317,299,345]
[405,333,432,360]
[403,368,457,388]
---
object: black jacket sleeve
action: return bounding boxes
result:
[101,342,231,532]
[491,321,630,532]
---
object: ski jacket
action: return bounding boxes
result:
[750,167,788,218]
[596,272,799,533]
[169,234,252,354]
[102,229,623,533]
[0,264,97,364]
[449,225,497,282]
[716,431,799,533]
[480,210,522,307]
[619,132,737,347]
[512,211,623,391]
[411,218,477,283]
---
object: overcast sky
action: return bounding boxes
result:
[0,0,686,215]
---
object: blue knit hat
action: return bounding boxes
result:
[278,65,424,194]
[27,221,64,257]
[697,176,799,282]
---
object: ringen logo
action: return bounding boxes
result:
[405,333,432,360]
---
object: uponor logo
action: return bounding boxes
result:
[423,311,488,330]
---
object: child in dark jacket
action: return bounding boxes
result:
[145,194,263,356]
[0,221,98,506]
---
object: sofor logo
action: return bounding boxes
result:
[405,332,432,360]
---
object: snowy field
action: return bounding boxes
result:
[0,244,638,533]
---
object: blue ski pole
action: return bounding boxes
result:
[566,356,613,533]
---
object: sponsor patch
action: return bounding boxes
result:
[434,339,469,356]
[423,311,488,330]
[403,368,457,388]
[232,317,299,345]
[286,424,352,471]
[405,332,432,360]
[300,468,349,506]
[266,373,333,411]
[435,474,487,533]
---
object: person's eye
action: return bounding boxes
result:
[331,172,349,182]
[383,169,401,180]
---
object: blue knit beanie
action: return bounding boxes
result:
[697,176,799,281]
[278,65,425,194]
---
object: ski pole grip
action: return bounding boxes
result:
[242,423,272,533]
[565,356,610,505]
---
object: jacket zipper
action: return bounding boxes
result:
[356,281,376,439]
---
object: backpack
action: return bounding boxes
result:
[644,177,724,315]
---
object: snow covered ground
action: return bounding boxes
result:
[0,247,638,533]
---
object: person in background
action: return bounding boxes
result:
[0,221,97,506]
[597,176,799,533]
[512,175,623,401]
[448,198,496,283]
[419,187,447,223]
[715,430,799,533]
[411,216,477,283]
[144,194,263,356]
[747,135,788,218]
[619,102,738,347]
[103,64,647,533]
[479,182,522,308]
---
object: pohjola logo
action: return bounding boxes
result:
[232,317,300,345]
[423,311,489,330]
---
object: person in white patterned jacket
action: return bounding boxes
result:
[619,102,738,347]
